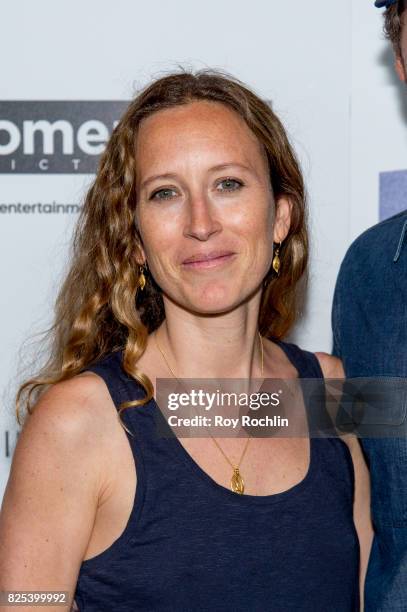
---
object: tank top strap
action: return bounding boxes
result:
[270,338,339,436]
[80,349,171,444]
[80,350,130,407]
[270,337,324,379]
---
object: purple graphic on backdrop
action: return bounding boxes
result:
[379,169,407,220]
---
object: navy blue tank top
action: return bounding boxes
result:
[74,339,360,611]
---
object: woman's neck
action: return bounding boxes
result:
[153,313,263,381]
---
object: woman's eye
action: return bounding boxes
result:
[150,188,177,201]
[217,178,243,192]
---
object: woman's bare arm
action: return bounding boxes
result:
[315,352,374,611]
[0,376,111,611]
[341,432,373,610]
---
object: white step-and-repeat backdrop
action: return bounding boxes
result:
[1,0,406,495]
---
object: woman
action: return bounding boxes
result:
[0,70,372,611]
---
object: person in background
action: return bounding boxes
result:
[332,1,407,610]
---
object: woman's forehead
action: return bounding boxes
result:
[140,99,241,128]
[135,100,265,171]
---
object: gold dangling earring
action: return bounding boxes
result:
[138,263,146,290]
[272,242,282,275]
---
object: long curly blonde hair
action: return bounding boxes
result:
[15,68,308,431]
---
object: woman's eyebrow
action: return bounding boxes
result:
[209,162,254,173]
[140,162,254,191]
[140,173,178,191]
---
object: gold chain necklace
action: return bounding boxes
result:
[154,330,264,495]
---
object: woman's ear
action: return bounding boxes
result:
[135,243,146,267]
[273,196,292,243]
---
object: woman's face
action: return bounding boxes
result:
[134,99,291,314]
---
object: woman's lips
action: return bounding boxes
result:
[181,253,236,270]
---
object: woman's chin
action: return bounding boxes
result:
[183,288,245,315]
[163,281,260,315]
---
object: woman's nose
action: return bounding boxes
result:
[183,193,222,241]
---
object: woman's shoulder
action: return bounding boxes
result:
[18,371,120,473]
[0,373,123,599]
[14,372,125,524]
[313,352,344,378]
[35,369,116,427]
[267,337,343,379]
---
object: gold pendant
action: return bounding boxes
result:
[231,468,245,495]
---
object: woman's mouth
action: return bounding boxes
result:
[181,252,236,270]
